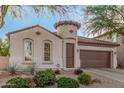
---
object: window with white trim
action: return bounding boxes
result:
[112,33,117,42]
[43,40,52,62]
[24,39,33,62]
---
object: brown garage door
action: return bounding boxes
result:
[80,50,111,68]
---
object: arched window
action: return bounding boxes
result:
[43,40,52,62]
[23,39,33,62]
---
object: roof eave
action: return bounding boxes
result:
[6,25,62,39]
[78,41,120,47]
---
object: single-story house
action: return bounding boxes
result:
[7,20,119,70]
[95,32,124,68]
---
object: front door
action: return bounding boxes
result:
[66,43,74,68]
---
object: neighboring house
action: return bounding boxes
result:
[95,32,124,68]
[7,20,119,70]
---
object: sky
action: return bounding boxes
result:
[0,6,86,39]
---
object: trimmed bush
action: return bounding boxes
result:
[1,84,18,88]
[57,77,79,88]
[33,69,56,87]
[78,73,91,85]
[74,68,83,75]
[1,77,31,88]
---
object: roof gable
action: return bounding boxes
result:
[6,25,62,39]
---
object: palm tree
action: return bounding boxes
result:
[84,5,124,36]
[0,5,74,28]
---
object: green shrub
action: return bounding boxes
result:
[74,68,83,75]
[1,77,31,88]
[57,77,79,88]
[33,69,56,87]
[78,73,91,85]
[1,84,18,88]
[8,66,16,75]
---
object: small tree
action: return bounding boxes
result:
[0,37,10,56]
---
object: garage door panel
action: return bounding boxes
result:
[80,50,111,68]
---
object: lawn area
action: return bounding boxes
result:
[0,70,124,88]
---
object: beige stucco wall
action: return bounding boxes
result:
[0,56,9,70]
[57,25,78,38]
[116,35,124,67]
[56,24,79,69]
[9,27,63,70]
[9,24,118,70]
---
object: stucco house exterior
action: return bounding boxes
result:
[7,20,119,70]
[95,32,124,68]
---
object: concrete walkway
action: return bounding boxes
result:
[84,68,124,83]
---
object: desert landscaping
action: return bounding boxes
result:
[0,69,124,88]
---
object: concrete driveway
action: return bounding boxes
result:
[84,68,124,83]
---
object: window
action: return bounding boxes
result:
[112,33,117,42]
[43,40,52,62]
[24,39,33,62]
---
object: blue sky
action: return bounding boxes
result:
[0,6,86,39]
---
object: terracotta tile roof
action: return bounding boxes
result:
[6,24,119,47]
[6,25,62,39]
[78,36,119,47]
[54,20,81,29]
